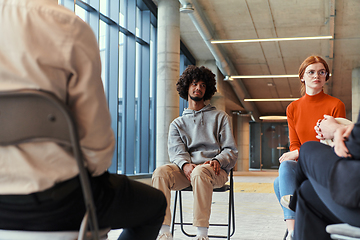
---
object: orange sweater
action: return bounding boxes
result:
[287,90,346,151]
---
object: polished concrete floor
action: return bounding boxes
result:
[107,171,287,240]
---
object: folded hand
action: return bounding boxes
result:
[333,124,354,158]
[204,160,220,175]
[279,150,299,163]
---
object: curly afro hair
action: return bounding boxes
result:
[176,65,217,101]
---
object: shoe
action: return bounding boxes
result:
[156,232,173,240]
[286,230,294,240]
[193,236,209,240]
[286,233,293,240]
[280,195,292,210]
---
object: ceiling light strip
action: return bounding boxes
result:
[211,36,333,44]
[244,98,299,102]
[231,74,298,79]
[259,116,287,120]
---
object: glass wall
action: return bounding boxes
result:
[249,122,289,170]
[59,0,195,175]
[59,0,157,175]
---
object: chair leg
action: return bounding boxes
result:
[226,170,235,240]
[172,174,236,239]
[178,191,184,233]
[227,184,232,240]
[171,191,179,236]
[171,190,196,238]
[178,191,196,237]
[231,187,235,237]
[283,229,288,240]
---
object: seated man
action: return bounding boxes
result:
[0,1,166,239]
[285,114,360,240]
[152,65,238,240]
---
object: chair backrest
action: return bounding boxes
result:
[0,89,100,240]
[0,90,74,145]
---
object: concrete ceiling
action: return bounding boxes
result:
[174,0,360,119]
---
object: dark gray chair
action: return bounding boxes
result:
[170,169,235,239]
[326,224,360,240]
[0,89,109,240]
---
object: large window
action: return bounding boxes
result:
[59,0,195,175]
[60,0,157,175]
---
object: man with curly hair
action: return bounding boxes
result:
[152,65,238,240]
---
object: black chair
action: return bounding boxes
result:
[0,89,108,240]
[326,223,360,240]
[170,169,235,239]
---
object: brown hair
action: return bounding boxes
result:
[298,56,330,95]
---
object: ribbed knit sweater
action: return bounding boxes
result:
[287,90,346,151]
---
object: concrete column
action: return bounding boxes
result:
[156,0,180,167]
[198,60,226,112]
[236,116,250,172]
[352,68,360,121]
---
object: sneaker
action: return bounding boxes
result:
[156,232,173,240]
[286,233,293,240]
[193,236,209,240]
[280,195,292,210]
[286,230,294,240]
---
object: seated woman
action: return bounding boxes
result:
[285,113,360,240]
[273,56,346,239]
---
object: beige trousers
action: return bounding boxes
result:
[152,163,228,227]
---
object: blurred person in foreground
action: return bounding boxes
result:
[282,113,360,239]
[0,0,166,239]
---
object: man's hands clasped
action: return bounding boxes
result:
[182,160,221,181]
[204,159,221,175]
[182,163,197,181]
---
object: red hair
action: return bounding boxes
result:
[298,56,330,95]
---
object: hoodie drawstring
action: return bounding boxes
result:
[184,104,215,125]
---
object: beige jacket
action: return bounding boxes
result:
[0,0,115,194]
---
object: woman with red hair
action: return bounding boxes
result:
[273,56,346,239]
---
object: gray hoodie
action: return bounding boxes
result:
[168,104,238,173]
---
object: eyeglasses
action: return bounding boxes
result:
[305,70,328,78]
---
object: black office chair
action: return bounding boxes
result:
[170,169,235,239]
[0,89,108,240]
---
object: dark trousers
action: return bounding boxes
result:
[293,141,360,240]
[0,172,167,240]
[293,180,342,240]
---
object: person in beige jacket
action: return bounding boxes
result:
[0,0,166,239]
